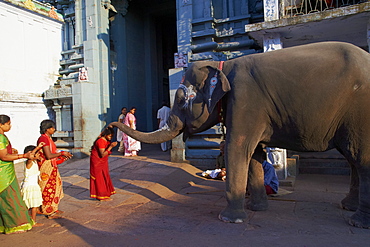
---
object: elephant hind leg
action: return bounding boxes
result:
[340,163,359,211]
[349,207,370,229]
[335,147,359,211]
[349,169,370,229]
[337,145,370,228]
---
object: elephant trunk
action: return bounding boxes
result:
[110,114,184,144]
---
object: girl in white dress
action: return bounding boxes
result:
[21,142,44,227]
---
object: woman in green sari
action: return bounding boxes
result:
[0,114,35,234]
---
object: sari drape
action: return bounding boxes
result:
[123,113,141,156]
[90,138,116,200]
[0,134,33,234]
[37,134,64,215]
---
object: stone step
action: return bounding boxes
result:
[289,149,345,159]
[299,166,350,175]
[298,158,350,175]
[289,150,350,175]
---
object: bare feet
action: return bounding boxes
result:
[33,222,44,227]
[46,214,63,219]
[99,198,113,201]
[6,230,27,235]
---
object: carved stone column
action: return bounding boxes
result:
[169,68,186,162]
[72,0,111,157]
[177,0,192,55]
[52,102,63,131]
[62,104,73,131]
[264,0,280,21]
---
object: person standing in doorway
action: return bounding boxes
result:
[157,102,171,151]
[123,107,141,156]
[116,107,127,153]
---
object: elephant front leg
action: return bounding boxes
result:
[219,142,250,223]
[247,146,268,211]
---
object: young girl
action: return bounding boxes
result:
[90,127,117,201]
[21,143,45,227]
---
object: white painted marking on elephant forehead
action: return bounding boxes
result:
[178,84,196,109]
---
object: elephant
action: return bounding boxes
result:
[110,41,370,228]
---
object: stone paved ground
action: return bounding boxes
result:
[2,144,370,246]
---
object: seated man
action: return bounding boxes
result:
[262,160,279,195]
[216,141,225,169]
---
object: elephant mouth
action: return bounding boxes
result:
[183,128,192,141]
[183,119,214,142]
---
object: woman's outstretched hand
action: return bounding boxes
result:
[23,151,34,160]
[61,151,73,160]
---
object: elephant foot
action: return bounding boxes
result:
[218,207,247,223]
[349,210,370,229]
[340,194,358,211]
[246,196,269,211]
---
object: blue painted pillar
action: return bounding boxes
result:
[170,0,193,162]
[177,0,192,55]
[72,0,111,157]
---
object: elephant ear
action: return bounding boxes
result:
[199,65,231,114]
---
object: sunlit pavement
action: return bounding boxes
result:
[3,143,370,247]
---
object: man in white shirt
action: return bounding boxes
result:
[157,102,171,151]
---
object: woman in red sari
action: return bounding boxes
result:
[37,120,72,219]
[90,127,117,201]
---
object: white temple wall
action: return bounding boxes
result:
[0,2,63,152]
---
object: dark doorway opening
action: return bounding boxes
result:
[110,0,177,131]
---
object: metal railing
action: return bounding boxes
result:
[282,0,367,17]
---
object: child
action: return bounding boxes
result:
[20,142,45,227]
[90,127,117,201]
